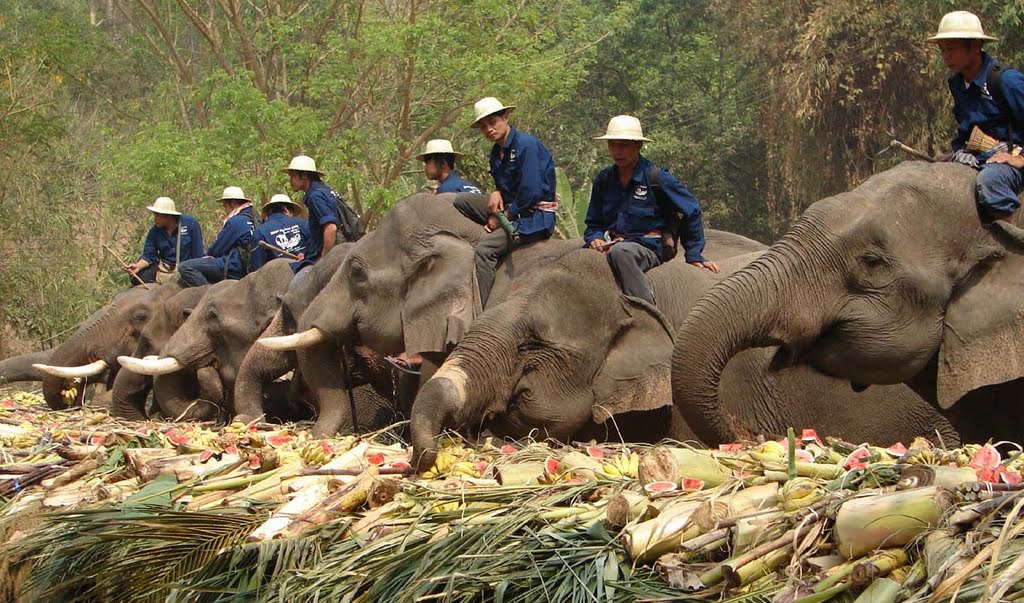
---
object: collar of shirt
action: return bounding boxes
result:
[954,52,996,90]
[610,156,653,188]
[223,203,253,225]
[497,127,519,154]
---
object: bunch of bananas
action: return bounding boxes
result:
[601,451,640,479]
[6,391,45,406]
[781,477,825,511]
[0,425,39,449]
[298,440,334,466]
[223,421,253,435]
[61,379,82,405]
[753,440,787,459]
[901,449,957,466]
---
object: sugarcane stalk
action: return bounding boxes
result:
[948,492,1018,528]
[55,444,106,461]
[278,466,379,539]
[50,456,103,488]
[849,548,909,587]
[750,453,844,479]
[191,468,279,492]
[721,519,821,586]
[814,559,859,593]
[727,547,791,589]
[834,486,955,559]
[853,577,901,603]
[302,466,416,477]
[731,511,786,552]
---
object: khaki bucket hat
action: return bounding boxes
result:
[265,193,306,215]
[220,186,250,202]
[471,97,515,127]
[417,139,463,159]
[928,11,998,42]
[146,196,181,216]
[281,155,323,175]
[594,115,652,142]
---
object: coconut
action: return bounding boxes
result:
[638,447,680,486]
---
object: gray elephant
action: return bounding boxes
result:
[109,286,224,419]
[118,259,296,419]
[234,243,403,429]
[33,281,184,409]
[0,350,52,383]
[411,240,959,471]
[672,161,1021,445]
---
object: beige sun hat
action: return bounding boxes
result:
[220,186,250,202]
[281,155,323,175]
[265,193,305,214]
[417,139,463,160]
[594,115,652,142]
[471,97,515,127]
[146,196,181,216]
[928,11,998,42]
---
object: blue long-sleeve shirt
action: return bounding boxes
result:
[302,181,340,264]
[139,214,203,268]
[436,171,481,194]
[249,212,311,271]
[489,127,557,237]
[949,52,1024,154]
[584,156,707,262]
[205,206,254,278]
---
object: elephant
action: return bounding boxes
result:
[671,161,1024,446]
[0,350,52,383]
[410,240,959,471]
[33,281,184,409]
[109,286,224,420]
[118,259,296,420]
[234,243,404,430]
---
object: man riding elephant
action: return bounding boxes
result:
[419,139,481,194]
[584,115,718,305]
[249,193,311,271]
[126,197,203,285]
[178,186,255,287]
[930,10,1024,221]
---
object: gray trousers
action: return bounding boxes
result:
[607,241,661,305]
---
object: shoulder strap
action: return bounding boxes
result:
[988,61,1018,144]
[647,165,671,209]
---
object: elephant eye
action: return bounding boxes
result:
[858,252,886,269]
[350,263,368,284]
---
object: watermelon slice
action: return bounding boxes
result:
[885,442,908,457]
[1002,470,1022,485]
[90,435,107,446]
[586,446,606,459]
[167,433,192,446]
[224,444,239,456]
[681,478,705,491]
[265,434,295,448]
[719,443,744,452]
[249,455,262,469]
[969,444,1001,470]
[843,447,870,470]
[2,399,14,409]
[390,461,411,470]
[501,444,517,455]
[644,481,678,494]
[473,460,490,475]
[801,429,824,447]
[545,456,560,475]
[199,449,214,463]
[367,452,385,466]
[792,449,815,463]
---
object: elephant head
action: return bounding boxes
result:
[672,161,1024,444]
[118,259,295,417]
[35,281,183,409]
[411,249,678,471]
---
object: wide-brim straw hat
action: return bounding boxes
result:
[264,193,306,215]
[593,115,652,142]
[146,196,181,216]
[471,97,515,127]
[417,139,463,160]
[928,11,998,42]
[280,155,324,175]
[220,186,250,202]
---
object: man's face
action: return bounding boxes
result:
[937,39,981,74]
[423,157,441,180]
[153,213,172,230]
[288,171,306,192]
[477,113,510,143]
[607,140,642,168]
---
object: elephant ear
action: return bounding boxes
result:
[937,247,1024,409]
[591,296,675,423]
[401,234,477,357]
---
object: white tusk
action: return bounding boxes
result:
[33,359,109,379]
[117,355,184,375]
[258,327,327,351]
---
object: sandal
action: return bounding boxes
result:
[385,355,422,375]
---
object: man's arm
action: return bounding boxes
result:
[505,142,544,219]
[661,171,718,271]
[583,171,608,248]
[322,223,338,254]
[189,220,204,260]
[139,227,158,267]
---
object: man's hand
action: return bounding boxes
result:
[988,151,1024,170]
[485,215,500,233]
[295,253,305,261]
[487,191,504,214]
[688,260,720,274]
[587,239,606,251]
[126,261,140,274]
[933,151,954,162]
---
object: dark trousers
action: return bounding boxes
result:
[178,258,225,287]
[133,263,159,285]
[977,162,1024,217]
[607,241,661,305]
[453,194,546,307]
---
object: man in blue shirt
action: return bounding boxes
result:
[127,196,203,285]
[584,115,718,305]
[283,155,342,266]
[455,97,558,307]
[930,11,1024,219]
[249,193,311,271]
[178,186,255,287]
[418,139,481,194]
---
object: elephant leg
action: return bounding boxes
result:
[110,368,150,420]
[300,346,349,437]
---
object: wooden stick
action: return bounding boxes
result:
[257,240,300,260]
[302,466,415,477]
[102,244,150,289]
[889,140,936,163]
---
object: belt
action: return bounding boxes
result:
[535,200,558,212]
[611,230,662,239]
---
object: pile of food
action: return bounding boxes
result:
[2,390,1023,603]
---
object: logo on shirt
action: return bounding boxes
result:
[508,149,517,162]
[273,226,303,251]
[634,186,648,198]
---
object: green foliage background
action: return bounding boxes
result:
[1,0,1023,351]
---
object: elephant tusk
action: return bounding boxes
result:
[117,355,184,375]
[33,359,109,379]
[258,327,327,351]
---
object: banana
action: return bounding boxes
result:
[754,440,787,458]
[781,477,824,511]
[451,461,481,478]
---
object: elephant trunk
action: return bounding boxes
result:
[110,366,150,420]
[235,313,294,423]
[0,350,52,383]
[410,376,462,472]
[672,244,829,445]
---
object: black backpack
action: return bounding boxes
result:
[604,165,681,261]
[329,190,365,242]
[986,61,1022,145]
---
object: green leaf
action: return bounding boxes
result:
[122,473,179,509]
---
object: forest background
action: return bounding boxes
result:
[1,0,1021,354]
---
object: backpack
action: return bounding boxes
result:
[329,190,365,242]
[986,61,1021,146]
[605,165,681,262]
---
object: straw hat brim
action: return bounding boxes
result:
[146,205,181,216]
[279,167,325,175]
[593,134,652,142]
[416,151,464,160]
[471,105,515,127]
[927,32,998,42]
